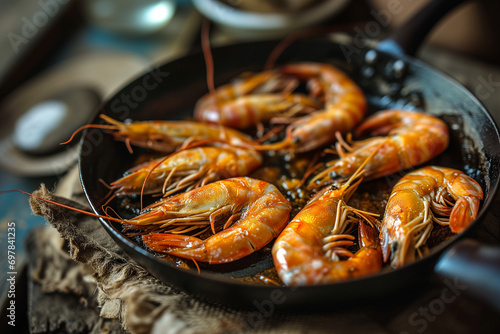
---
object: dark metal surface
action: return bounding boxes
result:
[377,0,465,57]
[79,37,500,307]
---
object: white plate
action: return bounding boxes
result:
[192,0,350,39]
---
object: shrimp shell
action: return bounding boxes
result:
[380,166,483,268]
[111,145,262,197]
[140,177,292,264]
[310,109,449,187]
[194,70,319,129]
[272,177,382,286]
[99,115,254,152]
[256,62,367,153]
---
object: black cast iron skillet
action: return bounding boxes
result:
[79,0,500,308]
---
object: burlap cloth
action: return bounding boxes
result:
[26,166,438,334]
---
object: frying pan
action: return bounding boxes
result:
[79,0,500,308]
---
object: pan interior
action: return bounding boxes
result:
[79,38,499,293]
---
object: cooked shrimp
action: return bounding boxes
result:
[309,109,449,187]
[63,114,254,153]
[194,70,319,129]
[255,62,367,153]
[7,178,289,265]
[272,154,382,286]
[380,166,483,268]
[139,177,291,264]
[111,145,262,197]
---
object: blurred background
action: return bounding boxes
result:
[1,0,499,102]
[0,0,499,323]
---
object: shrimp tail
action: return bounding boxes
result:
[355,220,383,271]
[379,227,391,263]
[358,220,379,249]
[447,173,483,233]
[449,197,479,233]
[143,230,258,264]
[143,234,205,256]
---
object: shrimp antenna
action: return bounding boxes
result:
[60,114,123,145]
[60,122,115,145]
[299,152,321,187]
[201,18,233,141]
[140,154,172,211]
[264,21,366,70]
[201,18,215,95]
[0,189,137,225]
[191,257,201,275]
[341,140,385,190]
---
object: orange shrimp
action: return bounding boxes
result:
[272,158,382,286]
[194,70,319,129]
[255,62,367,153]
[309,109,449,187]
[63,114,254,153]
[3,177,289,265]
[380,166,483,268]
[111,145,262,197]
[140,177,292,264]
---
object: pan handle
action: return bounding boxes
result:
[377,0,466,56]
[434,239,500,310]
